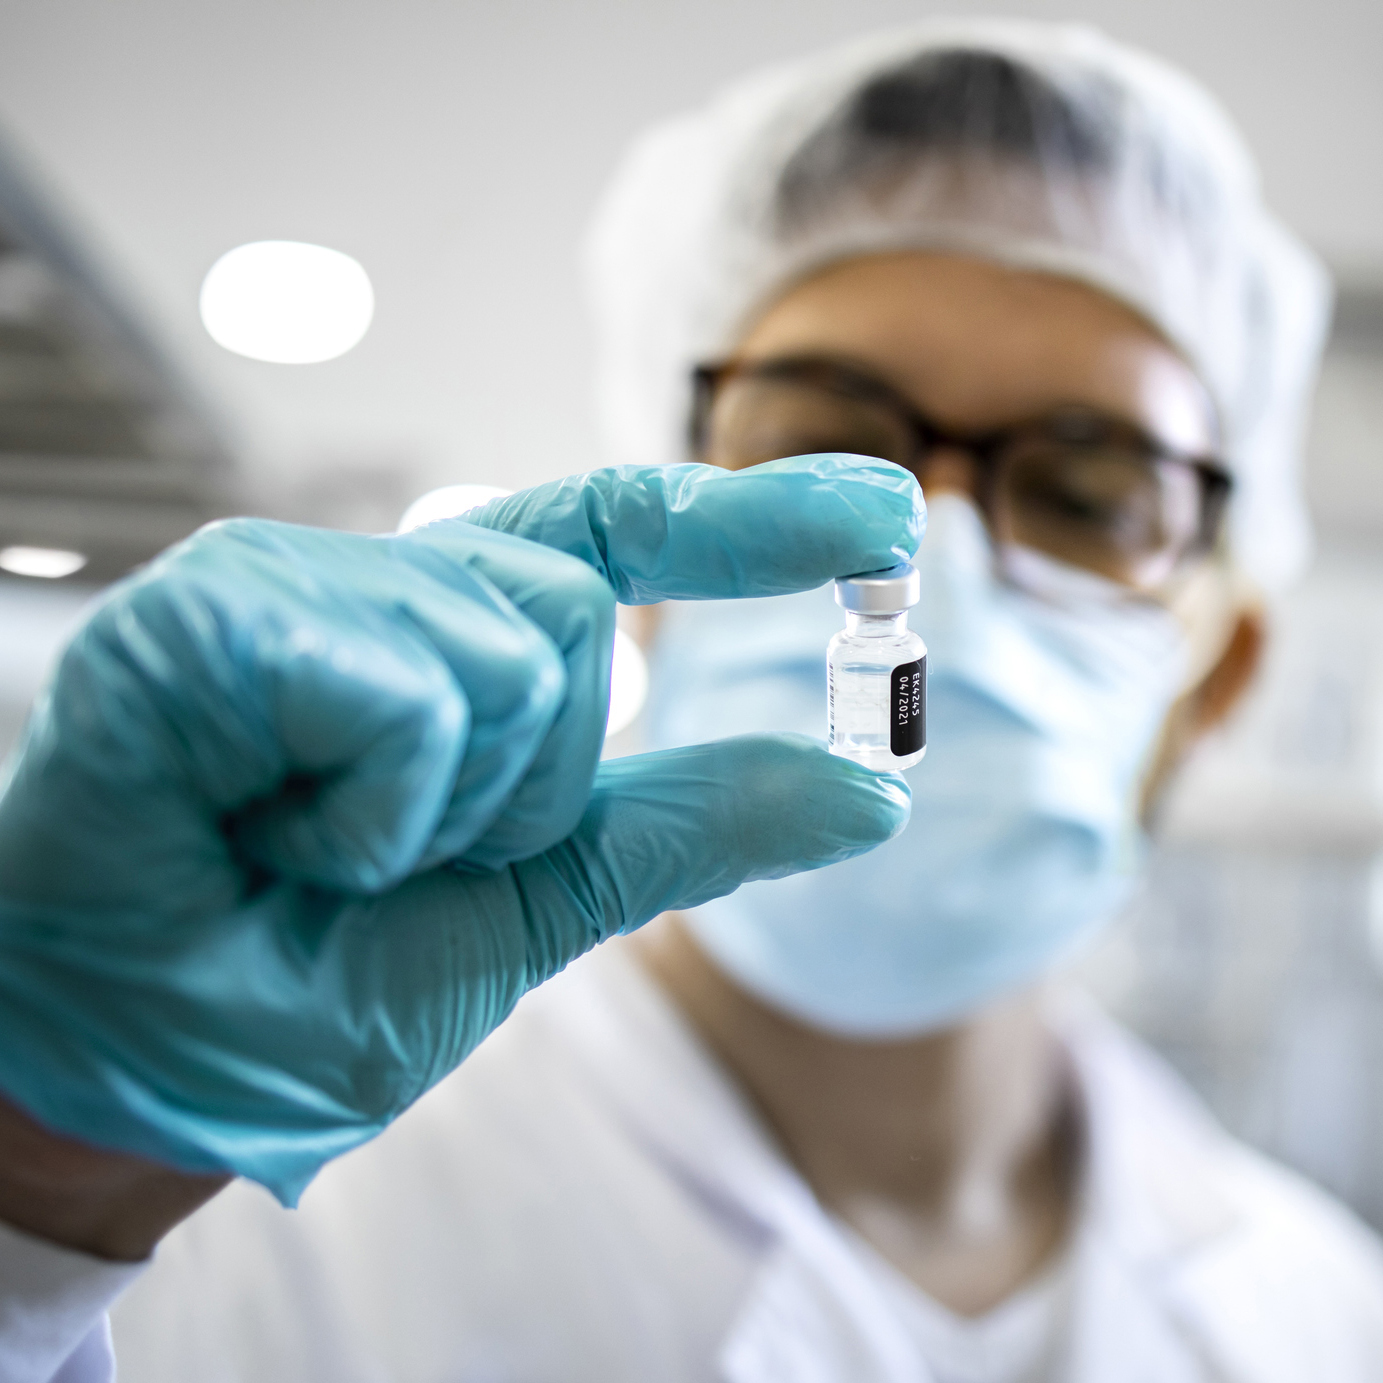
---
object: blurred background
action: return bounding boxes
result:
[0,0,1380,1220]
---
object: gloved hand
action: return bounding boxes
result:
[0,456,922,1203]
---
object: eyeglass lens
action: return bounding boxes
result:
[698,370,1210,588]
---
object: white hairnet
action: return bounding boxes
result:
[584,19,1331,590]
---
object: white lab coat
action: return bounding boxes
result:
[0,1222,135,1383]
[108,939,1383,1383]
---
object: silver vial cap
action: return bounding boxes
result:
[834,561,920,613]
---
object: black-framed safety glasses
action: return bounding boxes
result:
[691,355,1232,592]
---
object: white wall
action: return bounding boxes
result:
[0,0,1379,516]
[1308,351,1383,543]
[0,578,101,757]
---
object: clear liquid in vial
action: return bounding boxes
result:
[828,613,927,772]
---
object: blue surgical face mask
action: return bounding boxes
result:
[647,493,1188,1037]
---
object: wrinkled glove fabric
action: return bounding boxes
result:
[0,457,919,1202]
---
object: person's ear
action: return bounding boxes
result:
[1141,607,1266,818]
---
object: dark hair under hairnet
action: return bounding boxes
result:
[586,20,1331,589]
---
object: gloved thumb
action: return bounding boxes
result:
[505,734,911,987]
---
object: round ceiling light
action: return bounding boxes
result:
[199,240,374,364]
[0,545,88,579]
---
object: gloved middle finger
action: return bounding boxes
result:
[398,527,616,869]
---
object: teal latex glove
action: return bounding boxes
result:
[0,456,922,1204]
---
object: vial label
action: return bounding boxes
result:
[827,660,836,748]
[890,657,926,756]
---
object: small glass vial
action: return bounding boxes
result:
[828,563,927,772]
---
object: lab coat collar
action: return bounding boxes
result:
[1052,988,1242,1267]
[534,945,1296,1382]
[1052,990,1383,1382]
[537,943,934,1379]
[1047,990,1255,1379]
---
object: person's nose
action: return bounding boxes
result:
[913,445,981,502]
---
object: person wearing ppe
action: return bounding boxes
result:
[106,19,1383,1383]
[0,457,924,1383]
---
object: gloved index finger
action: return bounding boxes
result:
[460,455,925,604]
